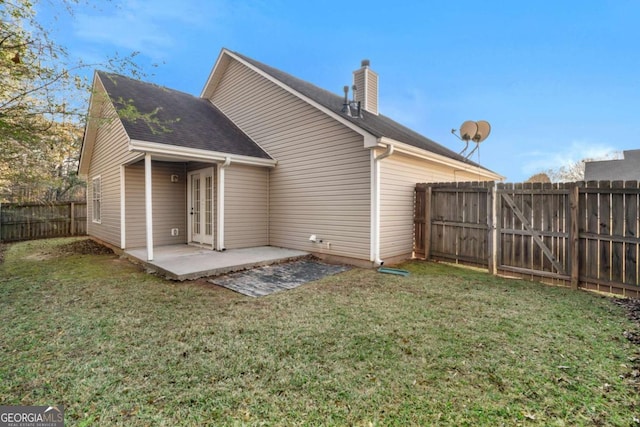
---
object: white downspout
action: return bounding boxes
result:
[371,144,394,266]
[144,153,154,261]
[216,157,231,251]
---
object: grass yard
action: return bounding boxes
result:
[0,238,638,426]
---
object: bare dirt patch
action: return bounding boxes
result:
[18,238,115,261]
[58,239,114,256]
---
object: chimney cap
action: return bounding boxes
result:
[361,59,370,68]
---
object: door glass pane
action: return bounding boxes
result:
[205,175,213,236]
[192,175,200,235]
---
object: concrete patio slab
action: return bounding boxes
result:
[125,245,308,280]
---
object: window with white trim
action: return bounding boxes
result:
[92,176,101,223]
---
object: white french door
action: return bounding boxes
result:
[187,168,214,246]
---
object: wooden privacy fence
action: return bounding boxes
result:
[0,201,87,242]
[414,181,640,297]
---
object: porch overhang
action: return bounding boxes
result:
[129,139,278,167]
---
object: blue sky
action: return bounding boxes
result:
[41,0,640,181]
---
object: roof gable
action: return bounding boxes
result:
[96,71,272,160]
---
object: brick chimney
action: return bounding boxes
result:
[352,59,379,115]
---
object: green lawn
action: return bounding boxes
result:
[0,238,638,426]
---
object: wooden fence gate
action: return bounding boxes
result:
[414,182,493,269]
[415,181,640,297]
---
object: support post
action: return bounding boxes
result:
[569,183,579,290]
[145,153,154,261]
[423,186,432,260]
[70,202,75,236]
[488,183,497,275]
[216,157,231,251]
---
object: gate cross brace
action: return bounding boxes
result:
[501,193,566,275]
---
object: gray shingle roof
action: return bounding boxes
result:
[96,71,272,160]
[231,50,483,167]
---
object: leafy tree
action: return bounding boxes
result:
[0,0,143,202]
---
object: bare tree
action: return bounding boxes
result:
[544,151,622,183]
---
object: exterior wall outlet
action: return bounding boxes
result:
[171,228,179,236]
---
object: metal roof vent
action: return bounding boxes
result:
[341,84,361,118]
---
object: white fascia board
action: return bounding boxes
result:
[200,47,229,99]
[375,137,505,181]
[222,50,377,143]
[78,71,102,177]
[129,139,277,167]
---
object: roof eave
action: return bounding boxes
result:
[129,139,277,167]
[376,137,505,181]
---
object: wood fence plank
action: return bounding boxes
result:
[599,181,611,282]
[611,181,624,283]
[577,182,587,281]
[424,186,432,260]
[488,183,497,274]
[625,181,638,285]
[585,181,599,281]
[569,184,579,289]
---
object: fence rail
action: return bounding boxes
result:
[414,181,640,297]
[0,201,87,242]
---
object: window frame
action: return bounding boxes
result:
[92,175,102,223]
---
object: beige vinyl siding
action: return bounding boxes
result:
[124,161,187,248]
[211,59,371,259]
[124,164,144,247]
[224,164,268,249]
[379,152,492,259]
[87,79,141,247]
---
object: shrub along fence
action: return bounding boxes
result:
[0,201,87,243]
[414,181,640,297]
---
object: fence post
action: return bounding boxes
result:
[70,202,75,236]
[569,183,579,290]
[423,186,432,260]
[487,183,497,275]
